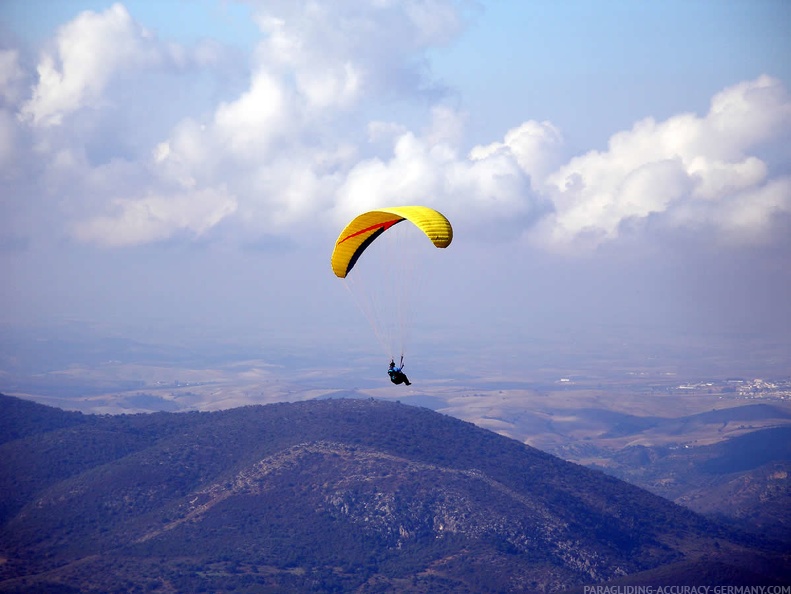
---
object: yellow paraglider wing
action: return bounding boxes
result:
[331,206,453,278]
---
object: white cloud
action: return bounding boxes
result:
[155,120,214,185]
[8,1,791,258]
[20,4,161,126]
[711,177,791,238]
[250,0,462,105]
[72,187,238,247]
[213,69,290,159]
[470,120,564,191]
[139,0,472,243]
[704,75,791,158]
[337,132,442,218]
[336,124,535,236]
[531,76,791,251]
[688,156,767,201]
[17,3,222,129]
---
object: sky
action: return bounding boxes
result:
[1,0,790,378]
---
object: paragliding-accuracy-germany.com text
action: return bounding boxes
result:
[584,586,791,594]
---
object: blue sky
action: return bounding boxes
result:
[429,0,791,150]
[1,0,790,380]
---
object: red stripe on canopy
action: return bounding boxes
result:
[338,218,401,244]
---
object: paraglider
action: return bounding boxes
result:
[388,357,411,386]
[331,206,453,385]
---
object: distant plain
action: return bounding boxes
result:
[3,321,788,446]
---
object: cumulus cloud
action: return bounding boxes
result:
[144,0,482,243]
[6,1,791,259]
[72,187,237,247]
[3,1,533,248]
[531,75,791,250]
[335,119,536,237]
[18,3,218,127]
[251,0,462,106]
[213,69,291,159]
[470,120,564,191]
[20,4,156,126]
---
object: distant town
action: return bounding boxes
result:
[670,377,791,399]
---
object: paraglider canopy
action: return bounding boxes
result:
[331,206,453,278]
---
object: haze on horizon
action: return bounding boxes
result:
[2,0,790,387]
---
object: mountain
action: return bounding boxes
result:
[0,394,786,593]
[522,402,791,542]
[607,426,791,544]
[0,393,87,445]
